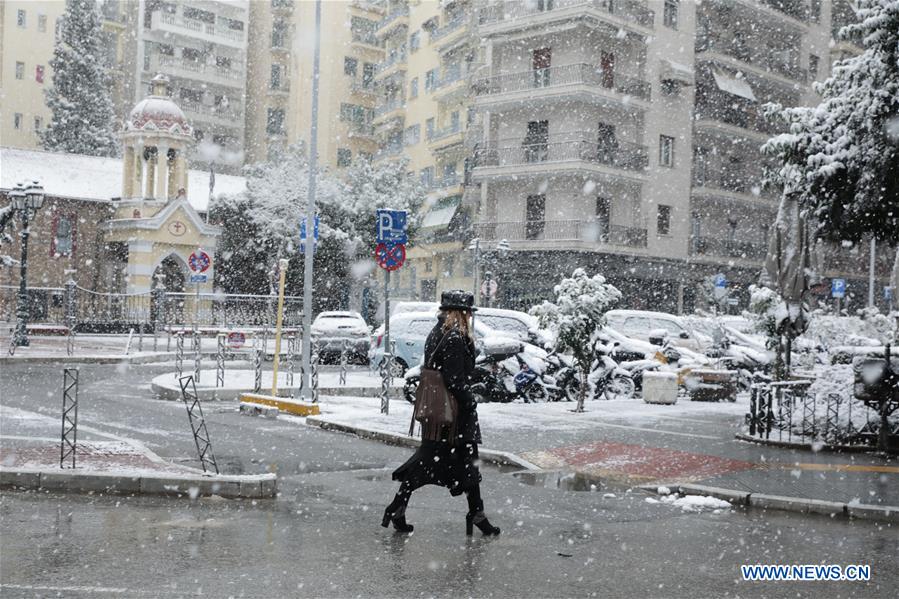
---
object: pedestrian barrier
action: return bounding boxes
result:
[193,330,201,385]
[60,368,78,469]
[285,335,296,387]
[254,348,263,393]
[311,339,320,403]
[178,375,218,474]
[175,332,184,379]
[339,339,348,386]
[215,333,226,388]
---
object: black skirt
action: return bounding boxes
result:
[392,440,482,496]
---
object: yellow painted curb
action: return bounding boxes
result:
[239,393,321,417]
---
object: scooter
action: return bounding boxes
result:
[589,338,636,400]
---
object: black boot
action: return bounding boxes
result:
[381,501,414,533]
[466,511,500,536]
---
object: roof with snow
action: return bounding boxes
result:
[0,147,245,212]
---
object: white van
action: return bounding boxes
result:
[605,310,703,351]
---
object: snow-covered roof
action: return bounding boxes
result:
[0,147,245,212]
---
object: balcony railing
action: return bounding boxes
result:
[374,97,404,117]
[376,45,408,74]
[378,4,409,30]
[696,37,806,82]
[695,106,782,136]
[474,135,648,172]
[156,56,243,81]
[180,100,241,122]
[478,0,654,30]
[352,30,381,46]
[474,220,647,247]
[430,175,461,189]
[348,122,375,137]
[692,169,777,199]
[351,81,378,95]
[158,12,245,43]
[690,236,766,260]
[473,63,650,101]
[429,123,463,143]
[271,0,294,12]
[430,15,466,42]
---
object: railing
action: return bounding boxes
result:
[692,170,777,199]
[428,123,462,143]
[0,286,66,325]
[376,144,404,159]
[474,135,648,172]
[348,122,375,137]
[759,0,809,22]
[478,0,654,30]
[351,81,378,95]
[430,175,460,189]
[158,12,245,43]
[745,379,881,447]
[378,4,409,29]
[269,80,290,93]
[435,64,468,90]
[156,56,243,81]
[474,220,647,247]
[430,15,466,42]
[697,37,806,82]
[695,106,782,136]
[690,236,767,260]
[376,45,408,74]
[374,97,404,117]
[180,100,241,122]
[474,63,650,101]
[271,0,294,12]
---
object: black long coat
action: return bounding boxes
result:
[391,322,482,494]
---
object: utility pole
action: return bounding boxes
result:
[301,0,322,400]
[868,238,876,308]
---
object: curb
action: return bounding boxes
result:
[734,432,894,455]
[0,467,277,499]
[638,483,898,523]
[304,417,541,471]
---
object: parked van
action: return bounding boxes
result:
[605,310,703,351]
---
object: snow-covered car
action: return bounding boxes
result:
[391,301,439,317]
[605,310,704,351]
[311,311,370,364]
[475,307,552,347]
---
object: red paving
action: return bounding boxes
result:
[547,440,758,481]
[0,442,183,473]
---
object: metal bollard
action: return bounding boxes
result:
[138,322,144,353]
[380,351,390,415]
[311,339,320,403]
[60,368,79,468]
[285,334,296,387]
[175,332,184,379]
[339,339,348,386]
[254,348,263,393]
[216,333,226,388]
[193,330,201,385]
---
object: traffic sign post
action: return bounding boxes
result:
[300,214,320,254]
[374,210,407,416]
[832,278,847,313]
[188,249,212,330]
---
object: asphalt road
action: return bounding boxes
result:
[2,362,897,598]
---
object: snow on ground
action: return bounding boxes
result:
[151,369,403,392]
[645,494,732,513]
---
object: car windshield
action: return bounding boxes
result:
[476,315,529,338]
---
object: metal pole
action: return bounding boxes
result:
[471,238,480,326]
[869,238,876,308]
[384,268,391,370]
[301,0,323,400]
[13,208,31,347]
[271,259,289,397]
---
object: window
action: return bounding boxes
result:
[362,63,375,88]
[52,215,76,257]
[404,124,420,146]
[425,69,437,92]
[663,0,678,29]
[340,103,367,125]
[33,116,42,132]
[420,167,434,187]
[410,77,418,99]
[410,31,421,52]
[184,7,214,23]
[442,162,456,181]
[337,148,352,167]
[659,135,675,167]
[13,113,23,130]
[344,57,357,76]
[424,261,433,273]
[182,47,202,62]
[266,108,285,135]
[525,195,546,239]
[35,65,44,84]
[17,9,26,27]
[425,117,435,139]
[216,55,232,69]
[809,54,820,78]
[270,64,282,89]
[657,205,671,235]
[443,256,454,276]
[157,43,174,56]
[15,62,24,80]
[596,196,611,240]
[810,0,822,22]
[450,111,460,131]
[38,14,47,32]
[272,19,287,48]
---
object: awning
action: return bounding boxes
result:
[660,60,694,86]
[712,68,756,101]
[421,196,461,229]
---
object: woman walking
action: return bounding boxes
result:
[382,290,500,537]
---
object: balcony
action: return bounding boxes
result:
[374,144,404,161]
[696,38,806,84]
[376,4,409,37]
[478,0,654,36]
[152,11,246,49]
[432,66,470,102]
[267,81,290,96]
[374,45,407,79]
[350,81,378,98]
[694,106,782,138]
[154,56,244,87]
[180,100,243,128]
[271,0,294,14]
[474,219,647,248]
[351,30,382,50]
[430,15,467,49]
[347,121,376,141]
[473,133,648,180]
[690,236,766,262]
[428,123,464,150]
[692,169,778,202]
[473,63,650,110]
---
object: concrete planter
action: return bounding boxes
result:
[643,371,678,404]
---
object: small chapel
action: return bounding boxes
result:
[0,75,243,316]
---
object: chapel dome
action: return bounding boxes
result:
[125,74,192,137]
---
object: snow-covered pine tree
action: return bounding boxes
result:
[41,0,118,157]
[762,0,899,246]
[531,269,622,412]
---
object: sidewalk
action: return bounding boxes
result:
[0,405,275,499]
[305,394,899,515]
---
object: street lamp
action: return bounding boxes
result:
[12,181,45,347]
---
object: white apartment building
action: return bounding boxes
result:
[469,0,893,313]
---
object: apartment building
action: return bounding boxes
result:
[371,0,477,302]
[0,1,65,151]
[465,0,892,313]
[244,0,382,168]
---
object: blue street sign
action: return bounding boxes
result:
[713,273,727,288]
[831,278,846,298]
[300,215,319,254]
[376,209,408,245]
[886,286,893,301]
[189,274,208,284]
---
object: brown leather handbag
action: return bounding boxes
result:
[409,333,458,441]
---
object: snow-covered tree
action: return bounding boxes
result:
[0,203,15,267]
[41,0,118,157]
[762,0,899,246]
[531,269,621,412]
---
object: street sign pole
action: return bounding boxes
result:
[301,0,322,401]
[271,258,288,397]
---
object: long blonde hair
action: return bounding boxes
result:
[442,309,473,339]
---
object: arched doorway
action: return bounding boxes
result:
[152,254,187,326]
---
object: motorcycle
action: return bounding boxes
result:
[589,338,636,400]
[543,350,580,402]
